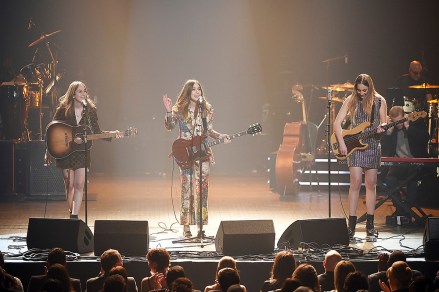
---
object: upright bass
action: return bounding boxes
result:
[275,85,317,195]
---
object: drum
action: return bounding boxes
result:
[403,96,415,113]
[0,84,29,140]
[28,83,42,107]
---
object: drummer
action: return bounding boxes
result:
[395,60,429,112]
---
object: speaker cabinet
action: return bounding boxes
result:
[277,218,349,249]
[423,217,439,260]
[15,141,65,196]
[94,220,149,256]
[27,218,94,253]
[215,220,275,255]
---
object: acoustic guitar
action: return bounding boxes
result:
[46,121,137,159]
[172,123,262,169]
[330,111,426,160]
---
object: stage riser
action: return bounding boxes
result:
[5,259,439,292]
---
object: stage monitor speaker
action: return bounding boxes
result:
[94,220,149,256]
[215,220,275,255]
[423,217,439,260]
[27,218,94,253]
[277,218,349,249]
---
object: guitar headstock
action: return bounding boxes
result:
[247,123,262,136]
[124,127,138,137]
[408,111,427,122]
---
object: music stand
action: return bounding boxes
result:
[82,103,89,225]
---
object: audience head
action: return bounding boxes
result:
[387,261,412,290]
[293,287,313,292]
[46,263,72,292]
[146,248,171,273]
[343,271,369,292]
[0,251,4,267]
[109,266,128,282]
[226,284,246,292]
[388,250,406,266]
[280,278,301,291]
[291,263,320,292]
[323,250,342,272]
[271,250,296,281]
[103,274,126,292]
[166,265,186,290]
[41,278,65,292]
[101,249,123,274]
[216,256,237,278]
[334,260,356,292]
[171,277,193,292]
[47,248,67,267]
[218,267,240,292]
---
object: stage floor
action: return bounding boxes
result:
[1,174,438,252]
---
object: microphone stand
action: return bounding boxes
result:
[82,103,89,224]
[326,88,333,218]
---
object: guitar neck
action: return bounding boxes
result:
[205,130,248,147]
[361,118,407,138]
[87,132,118,141]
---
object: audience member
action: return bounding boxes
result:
[334,260,356,292]
[261,250,296,292]
[40,278,65,292]
[226,284,246,292]
[409,275,433,292]
[317,250,342,291]
[27,247,80,292]
[103,274,126,292]
[217,268,242,292]
[379,261,412,292]
[343,271,368,292]
[291,264,320,292]
[204,256,238,292]
[171,277,193,292]
[165,266,186,291]
[86,249,137,292]
[368,250,422,292]
[0,250,23,292]
[278,278,301,292]
[45,264,72,292]
[141,248,171,292]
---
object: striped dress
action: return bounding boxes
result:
[347,96,381,169]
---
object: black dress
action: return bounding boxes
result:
[52,106,102,170]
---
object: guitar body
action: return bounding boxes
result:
[46,121,93,159]
[172,137,209,169]
[330,121,371,160]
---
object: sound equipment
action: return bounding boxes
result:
[94,220,149,256]
[13,141,65,196]
[215,220,275,255]
[277,218,349,249]
[27,218,94,253]
[423,217,439,260]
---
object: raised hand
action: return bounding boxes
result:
[163,94,173,113]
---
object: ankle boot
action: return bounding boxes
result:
[348,216,357,238]
[366,214,378,238]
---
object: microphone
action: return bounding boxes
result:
[345,53,349,64]
[81,99,88,107]
[198,95,204,104]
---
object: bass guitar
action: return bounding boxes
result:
[46,121,137,159]
[172,123,262,169]
[331,111,426,160]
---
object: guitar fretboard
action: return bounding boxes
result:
[205,130,248,147]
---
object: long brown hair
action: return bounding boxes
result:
[172,79,211,121]
[347,74,378,117]
[58,81,96,117]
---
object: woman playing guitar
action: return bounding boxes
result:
[163,79,230,238]
[333,74,387,241]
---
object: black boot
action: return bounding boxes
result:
[366,214,378,241]
[348,216,357,239]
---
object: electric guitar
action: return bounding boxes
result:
[46,121,138,159]
[172,123,262,169]
[330,111,426,160]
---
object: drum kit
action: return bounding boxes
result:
[0,30,62,141]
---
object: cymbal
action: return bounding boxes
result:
[427,99,438,104]
[322,86,347,92]
[28,30,61,47]
[318,96,344,103]
[408,83,439,89]
[322,82,354,92]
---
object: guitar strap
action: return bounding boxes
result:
[370,97,381,126]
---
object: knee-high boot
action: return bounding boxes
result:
[348,216,357,238]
